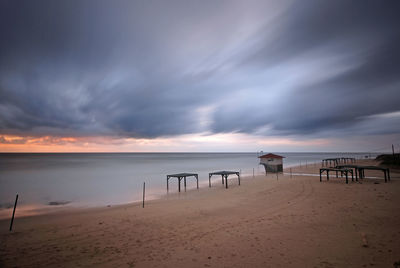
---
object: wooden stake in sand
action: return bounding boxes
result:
[290,168,292,178]
[142,182,145,208]
[361,232,369,248]
[9,194,18,231]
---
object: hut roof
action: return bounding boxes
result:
[258,153,285,159]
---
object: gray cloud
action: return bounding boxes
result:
[210,0,400,137]
[0,0,400,141]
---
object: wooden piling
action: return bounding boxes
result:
[290,168,292,178]
[142,182,145,208]
[9,194,18,231]
[167,176,169,192]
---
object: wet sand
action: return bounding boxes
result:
[1,159,399,267]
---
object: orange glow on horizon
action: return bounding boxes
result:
[0,133,332,152]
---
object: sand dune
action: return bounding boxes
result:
[1,160,399,267]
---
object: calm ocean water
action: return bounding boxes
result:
[0,152,379,218]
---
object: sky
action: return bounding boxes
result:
[0,0,400,152]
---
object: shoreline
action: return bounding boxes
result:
[1,159,399,267]
[0,172,262,221]
[0,159,388,221]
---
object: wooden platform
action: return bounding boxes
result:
[319,167,354,184]
[209,171,240,189]
[356,166,390,182]
[336,165,390,182]
[167,173,198,192]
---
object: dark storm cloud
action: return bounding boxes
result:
[0,0,400,139]
[210,0,400,137]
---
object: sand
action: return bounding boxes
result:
[1,160,400,267]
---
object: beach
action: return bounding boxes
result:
[1,159,399,267]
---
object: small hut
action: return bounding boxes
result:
[258,153,285,173]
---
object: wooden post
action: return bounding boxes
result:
[184,176,187,191]
[225,175,228,189]
[10,194,18,231]
[209,174,211,187]
[167,176,169,192]
[238,174,240,186]
[142,182,145,208]
[196,175,199,189]
[178,178,181,192]
[290,168,292,178]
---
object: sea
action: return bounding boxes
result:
[0,152,380,218]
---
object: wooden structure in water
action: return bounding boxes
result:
[209,171,240,189]
[167,173,198,192]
